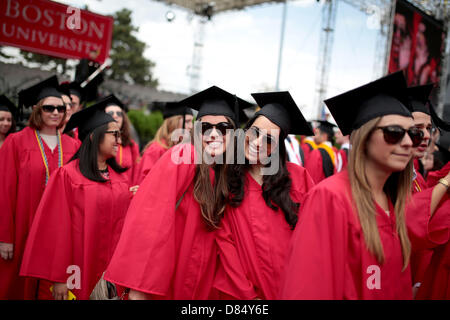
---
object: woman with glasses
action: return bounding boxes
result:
[134,102,193,185]
[0,77,80,299]
[102,95,140,187]
[20,100,132,300]
[280,71,449,299]
[214,91,315,300]
[0,95,16,149]
[104,86,251,299]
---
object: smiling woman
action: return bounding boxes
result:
[20,98,132,300]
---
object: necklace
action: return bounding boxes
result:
[35,129,63,186]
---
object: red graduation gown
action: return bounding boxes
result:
[20,160,132,300]
[0,127,79,299]
[104,143,218,299]
[280,170,446,300]
[304,148,335,184]
[133,141,167,185]
[116,141,140,186]
[214,163,315,300]
[427,161,450,188]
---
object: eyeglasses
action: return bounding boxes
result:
[106,111,123,118]
[246,126,277,146]
[105,130,121,141]
[201,122,233,136]
[375,125,424,147]
[42,105,66,113]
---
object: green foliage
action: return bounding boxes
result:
[109,9,158,87]
[127,109,163,146]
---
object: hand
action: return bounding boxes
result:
[0,242,13,260]
[53,282,68,300]
[129,185,139,196]
[128,289,149,300]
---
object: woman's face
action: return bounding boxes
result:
[40,96,65,129]
[412,111,432,159]
[366,115,415,173]
[99,122,121,160]
[105,105,124,129]
[178,114,194,132]
[245,116,280,164]
[0,111,13,135]
[200,115,231,158]
[62,95,73,124]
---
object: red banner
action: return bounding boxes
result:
[0,0,113,63]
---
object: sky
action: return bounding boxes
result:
[4,0,386,120]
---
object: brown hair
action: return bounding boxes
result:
[120,112,133,147]
[28,98,66,130]
[348,117,412,270]
[143,115,183,152]
[193,116,235,229]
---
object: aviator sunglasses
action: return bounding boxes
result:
[106,111,123,118]
[201,122,234,135]
[246,126,277,147]
[375,125,424,147]
[42,105,66,113]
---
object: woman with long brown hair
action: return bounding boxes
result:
[214,91,315,300]
[134,102,193,185]
[104,86,251,299]
[0,76,79,299]
[280,71,449,299]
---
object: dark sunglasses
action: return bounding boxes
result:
[106,111,123,118]
[375,125,424,147]
[42,105,66,113]
[201,122,233,136]
[105,130,121,141]
[246,126,277,146]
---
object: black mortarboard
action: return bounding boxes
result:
[324,71,412,135]
[250,91,313,136]
[18,76,62,109]
[60,82,85,102]
[179,86,251,126]
[0,95,17,118]
[162,102,193,119]
[314,120,337,138]
[64,96,116,141]
[407,84,434,115]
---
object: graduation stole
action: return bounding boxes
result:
[304,139,317,150]
[35,129,63,186]
[317,143,336,166]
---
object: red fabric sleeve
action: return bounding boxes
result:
[304,149,325,184]
[0,135,19,243]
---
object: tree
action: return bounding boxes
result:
[109,9,158,87]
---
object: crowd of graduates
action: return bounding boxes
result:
[0,70,449,301]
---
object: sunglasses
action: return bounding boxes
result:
[246,126,277,146]
[106,111,123,118]
[201,122,233,136]
[42,105,66,113]
[105,130,121,141]
[375,125,424,147]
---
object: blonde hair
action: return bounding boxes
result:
[143,115,183,152]
[348,117,412,270]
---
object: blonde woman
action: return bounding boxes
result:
[280,71,449,299]
[134,102,193,185]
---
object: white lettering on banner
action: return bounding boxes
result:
[366,265,381,290]
[5,0,20,18]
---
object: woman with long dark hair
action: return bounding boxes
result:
[0,77,79,299]
[280,71,449,299]
[104,86,251,299]
[213,91,315,300]
[0,95,16,149]
[20,97,132,300]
